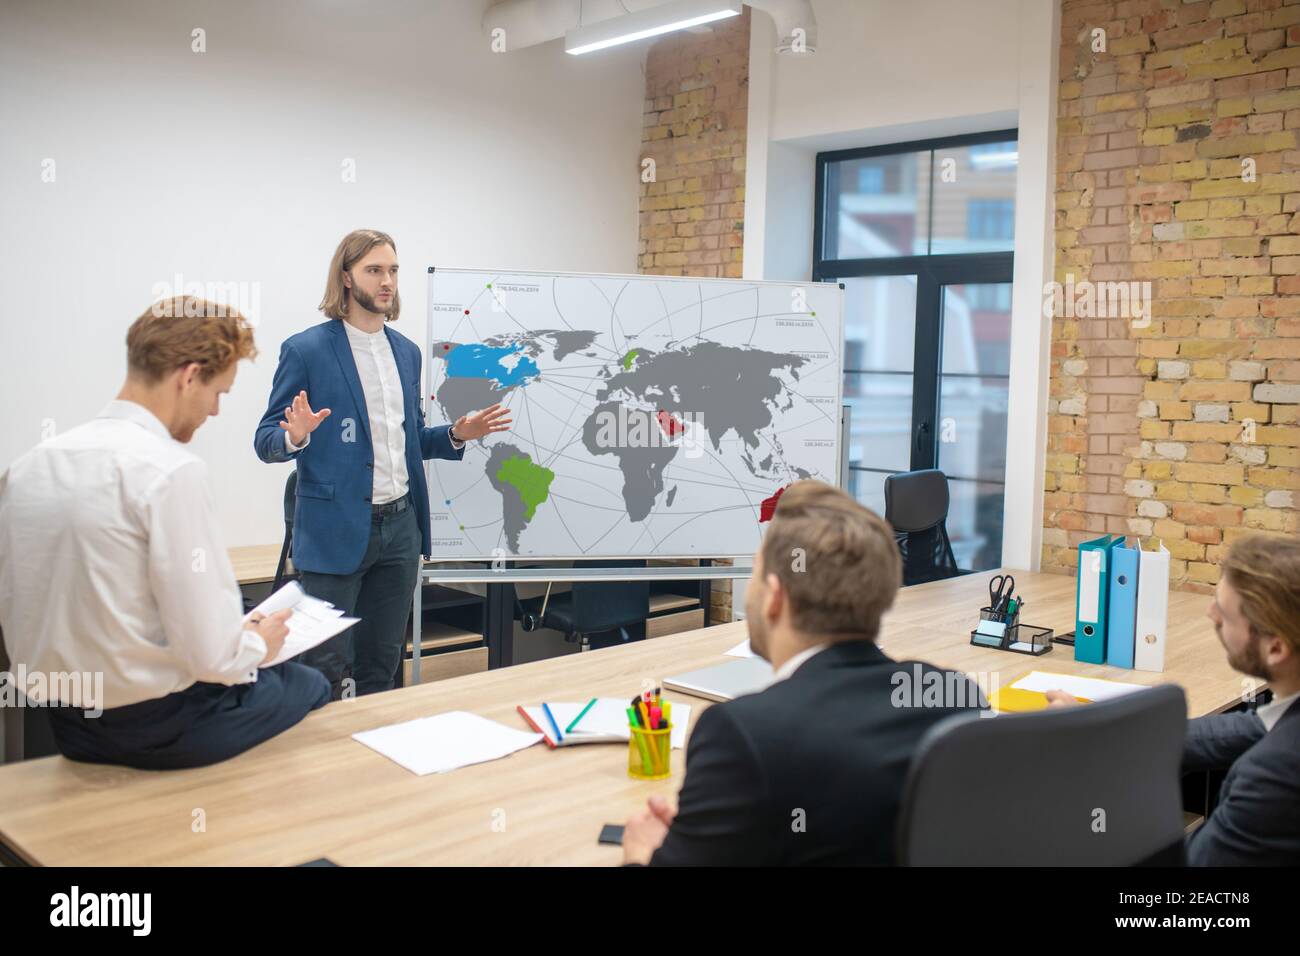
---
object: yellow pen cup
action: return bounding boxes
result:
[627,723,673,780]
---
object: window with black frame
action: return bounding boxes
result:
[815,130,1018,573]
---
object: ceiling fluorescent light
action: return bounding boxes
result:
[565,0,742,55]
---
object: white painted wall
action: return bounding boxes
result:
[740,0,1060,595]
[0,0,644,548]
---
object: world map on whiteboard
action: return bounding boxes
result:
[425,269,843,558]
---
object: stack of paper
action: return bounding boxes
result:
[1011,670,1147,702]
[988,670,1149,713]
[353,711,543,775]
[251,581,359,667]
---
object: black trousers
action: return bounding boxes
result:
[297,499,421,699]
[46,662,330,770]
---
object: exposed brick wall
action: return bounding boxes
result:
[638,8,749,279]
[1047,0,1300,594]
[638,11,751,621]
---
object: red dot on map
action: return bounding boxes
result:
[464,309,470,315]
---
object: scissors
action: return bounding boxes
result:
[988,574,1016,618]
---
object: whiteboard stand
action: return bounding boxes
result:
[409,561,752,680]
[840,404,852,490]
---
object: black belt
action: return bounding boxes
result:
[371,494,411,519]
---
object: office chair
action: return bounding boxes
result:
[896,683,1187,866]
[884,469,960,586]
[0,625,59,763]
[516,561,649,651]
[272,469,298,593]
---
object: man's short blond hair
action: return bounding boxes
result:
[126,296,257,383]
[759,480,902,641]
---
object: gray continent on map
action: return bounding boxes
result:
[435,374,512,423]
[481,329,599,362]
[596,341,808,455]
[581,401,678,522]
[485,442,531,552]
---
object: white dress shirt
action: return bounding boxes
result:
[0,400,266,710]
[1257,689,1300,732]
[772,643,828,682]
[285,320,462,502]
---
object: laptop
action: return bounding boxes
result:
[662,657,774,702]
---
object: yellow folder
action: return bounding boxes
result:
[988,685,1091,713]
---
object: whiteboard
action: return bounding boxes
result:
[424,267,844,561]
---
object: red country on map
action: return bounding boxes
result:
[656,409,684,439]
[759,485,788,523]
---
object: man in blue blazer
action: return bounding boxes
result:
[255,229,510,697]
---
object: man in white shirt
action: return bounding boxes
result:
[0,297,330,770]
[254,230,510,698]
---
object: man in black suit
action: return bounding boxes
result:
[1045,533,1300,865]
[1182,534,1300,865]
[622,480,986,866]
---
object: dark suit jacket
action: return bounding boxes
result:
[648,641,985,866]
[1184,696,1300,866]
[253,320,463,575]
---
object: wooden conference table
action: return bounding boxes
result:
[0,569,1247,866]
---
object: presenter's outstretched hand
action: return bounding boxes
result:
[454,403,513,441]
[280,390,331,446]
[247,608,293,665]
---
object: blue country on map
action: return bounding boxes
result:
[444,343,540,388]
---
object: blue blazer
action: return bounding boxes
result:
[254,319,463,575]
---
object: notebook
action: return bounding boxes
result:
[517,698,691,749]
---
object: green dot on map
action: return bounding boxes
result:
[459,524,464,530]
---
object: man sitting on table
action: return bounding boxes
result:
[622,480,986,865]
[0,297,330,770]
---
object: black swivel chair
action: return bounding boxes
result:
[272,470,299,593]
[242,470,297,617]
[0,625,59,763]
[884,468,960,586]
[896,683,1188,866]
[517,561,650,651]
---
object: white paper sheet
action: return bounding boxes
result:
[1011,670,1147,702]
[250,581,359,667]
[724,639,755,658]
[353,711,543,775]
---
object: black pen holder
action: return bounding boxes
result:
[970,606,1054,656]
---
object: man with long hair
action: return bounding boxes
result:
[254,230,510,698]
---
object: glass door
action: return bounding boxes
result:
[935,282,1012,570]
[816,129,1018,573]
